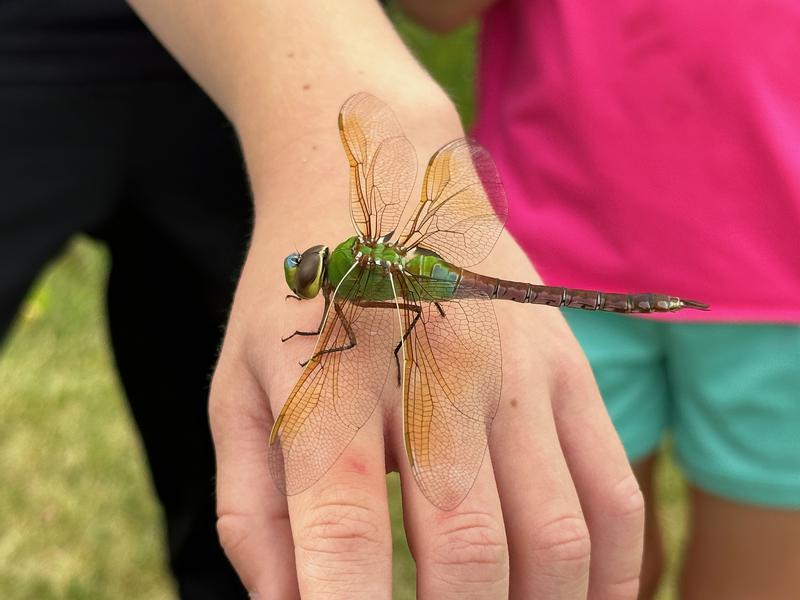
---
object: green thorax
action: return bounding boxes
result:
[326,236,461,302]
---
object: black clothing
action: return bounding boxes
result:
[0,79,250,598]
[0,0,186,83]
[1,3,250,595]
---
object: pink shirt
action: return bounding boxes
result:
[474,0,800,322]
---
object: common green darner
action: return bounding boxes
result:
[270,92,708,511]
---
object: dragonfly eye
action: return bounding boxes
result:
[283,253,302,294]
[285,246,328,299]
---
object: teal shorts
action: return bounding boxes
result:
[563,310,800,508]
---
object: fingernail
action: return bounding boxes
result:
[249,592,260,600]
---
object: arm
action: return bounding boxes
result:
[128,0,461,193]
[129,2,645,598]
[397,0,498,33]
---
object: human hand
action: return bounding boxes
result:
[210,222,645,599]
[125,0,644,596]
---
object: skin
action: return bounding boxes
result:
[128,1,645,598]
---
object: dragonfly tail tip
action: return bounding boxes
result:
[680,298,710,311]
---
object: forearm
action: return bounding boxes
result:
[127,0,462,228]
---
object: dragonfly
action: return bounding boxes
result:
[269,92,708,511]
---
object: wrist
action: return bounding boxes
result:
[242,91,463,239]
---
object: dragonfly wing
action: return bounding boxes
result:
[269,269,395,495]
[394,273,502,510]
[399,138,508,267]
[339,93,417,241]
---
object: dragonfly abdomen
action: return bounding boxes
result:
[459,271,709,313]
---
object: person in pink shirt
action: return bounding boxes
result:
[401,1,800,598]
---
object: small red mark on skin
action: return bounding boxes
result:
[287,52,294,58]
[510,399,518,408]
[433,505,460,524]
[302,83,311,91]
[311,145,317,150]
[344,457,367,475]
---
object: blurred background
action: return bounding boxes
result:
[0,7,689,599]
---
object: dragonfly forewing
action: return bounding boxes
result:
[339,92,417,241]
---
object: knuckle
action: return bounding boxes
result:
[607,471,646,521]
[555,342,589,372]
[208,367,269,438]
[429,510,509,587]
[550,346,595,396]
[531,513,592,580]
[208,367,235,429]
[295,490,390,574]
[208,381,226,429]
[216,512,253,560]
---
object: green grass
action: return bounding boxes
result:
[0,240,175,599]
[0,11,688,599]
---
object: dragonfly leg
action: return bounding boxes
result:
[299,299,356,367]
[392,306,423,386]
[434,301,445,317]
[282,290,331,343]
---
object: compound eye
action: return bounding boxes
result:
[284,246,327,299]
[296,253,322,298]
[283,253,302,293]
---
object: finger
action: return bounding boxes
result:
[388,413,509,599]
[210,352,299,599]
[490,352,591,599]
[284,412,394,600]
[550,339,645,599]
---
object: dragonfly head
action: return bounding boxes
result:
[284,245,328,299]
